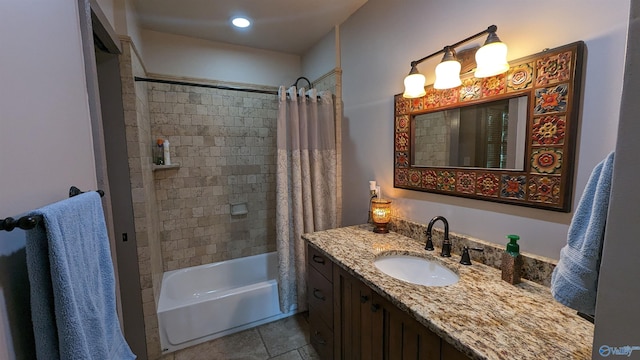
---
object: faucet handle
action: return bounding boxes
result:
[460,246,484,265]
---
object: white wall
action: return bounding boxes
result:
[120,0,144,58]
[338,0,629,259]
[140,29,302,87]
[0,0,97,358]
[94,0,116,30]
[302,27,337,82]
[0,2,98,212]
[93,0,144,57]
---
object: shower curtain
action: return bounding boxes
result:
[276,86,337,313]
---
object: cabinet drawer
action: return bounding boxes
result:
[308,244,333,281]
[308,266,333,329]
[309,309,334,360]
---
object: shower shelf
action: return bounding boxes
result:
[152,164,180,172]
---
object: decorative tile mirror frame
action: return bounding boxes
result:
[394,41,585,212]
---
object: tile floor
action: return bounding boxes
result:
[164,312,320,360]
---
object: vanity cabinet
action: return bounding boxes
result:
[336,265,441,359]
[307,245,335,359]
[441,342,472,360]
[307,243,470,360]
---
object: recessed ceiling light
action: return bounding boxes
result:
[231,17,251,29]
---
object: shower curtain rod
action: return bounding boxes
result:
[134,77,279,95]
[290,76,312,89]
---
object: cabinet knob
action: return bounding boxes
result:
[313,288,326,301]
[360,295,369,303]
[312,254,325,264]
[371,303,380,312]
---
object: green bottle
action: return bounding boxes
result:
[502,234,523,284]
[506,234,520,256]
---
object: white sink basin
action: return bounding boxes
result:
[373,254,459,286]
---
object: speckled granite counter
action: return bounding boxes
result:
[302,225,593,360]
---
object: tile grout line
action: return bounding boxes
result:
[256,323,274,359]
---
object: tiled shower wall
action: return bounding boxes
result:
[313,71,336,93]
[147,83,279,271]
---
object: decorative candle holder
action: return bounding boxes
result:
[371,199,392,233]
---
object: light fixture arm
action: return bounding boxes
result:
[410,48,447,69]
[409,25,498,67]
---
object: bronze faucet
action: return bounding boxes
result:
[425,216,451,257]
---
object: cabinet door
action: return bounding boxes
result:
[335,266,378,360]
[372,293,441,360]
[441,340,471,360]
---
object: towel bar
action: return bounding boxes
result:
[69,186,105,198]
[0,216,42,231]
[0,186,104,232]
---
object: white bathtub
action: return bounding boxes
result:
[157,252,294,353]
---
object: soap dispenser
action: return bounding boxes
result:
[502,234,523,284]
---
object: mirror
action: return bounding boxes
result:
[413,96,528,169]
[394,41,585,212]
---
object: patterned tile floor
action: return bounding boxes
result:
[166,312,320,360]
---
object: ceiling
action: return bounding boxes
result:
[132,0,368,55]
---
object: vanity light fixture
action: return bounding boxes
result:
[433,47,462,90]
[371,199,392,234]
[474,30,509,78]
[403,65,427,98]
[402,25,509,97]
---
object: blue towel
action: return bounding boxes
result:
[25,192,135,360]
[551,152,615,315]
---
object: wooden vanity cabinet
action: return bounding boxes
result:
[307,243,471,360]
[307,245,335,359]
[441,341,472,360]
[335,265,441,360]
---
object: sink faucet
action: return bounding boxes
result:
[425,216,451,257]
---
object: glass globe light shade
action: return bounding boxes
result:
[474,41,509,78]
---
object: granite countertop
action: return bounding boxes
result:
[302,225,593,360]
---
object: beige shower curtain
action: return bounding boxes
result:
[276,86,337,313]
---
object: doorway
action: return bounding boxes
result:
[79,1,148,358]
